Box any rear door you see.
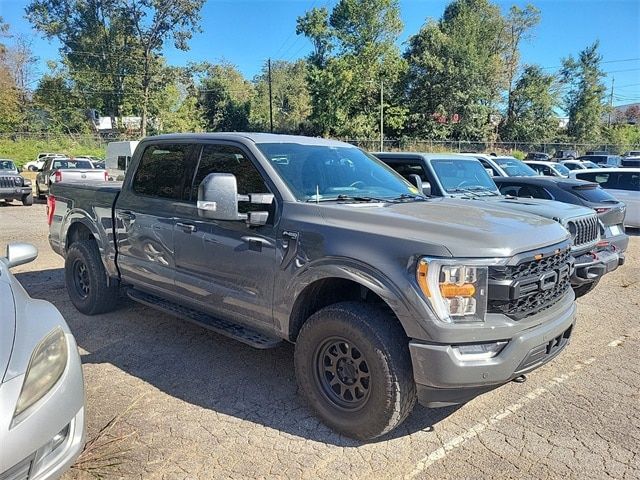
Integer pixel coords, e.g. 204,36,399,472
173,142,278,327
114,142,198,295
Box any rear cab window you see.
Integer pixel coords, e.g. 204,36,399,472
132,143,197,201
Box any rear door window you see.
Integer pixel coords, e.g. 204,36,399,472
133,143,197,200
571,185,617,202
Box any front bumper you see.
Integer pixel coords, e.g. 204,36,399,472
410,293,576,407
0,186,31,201
571,247,621,286
0,333,86,480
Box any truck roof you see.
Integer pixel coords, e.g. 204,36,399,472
143,132,354,148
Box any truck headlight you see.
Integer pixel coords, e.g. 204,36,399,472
417,259,489,323
13,328,68,421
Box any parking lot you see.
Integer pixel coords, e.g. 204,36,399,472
2,201,639,480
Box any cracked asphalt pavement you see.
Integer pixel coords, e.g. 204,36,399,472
1,202,638,479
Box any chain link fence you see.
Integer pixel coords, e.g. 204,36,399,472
2,132,638,155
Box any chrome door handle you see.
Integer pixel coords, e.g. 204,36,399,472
176,222,196,233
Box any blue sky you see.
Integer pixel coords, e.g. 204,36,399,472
1,0,639,106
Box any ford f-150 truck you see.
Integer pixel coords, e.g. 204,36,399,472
376,152,621,298
48,133,577,440
35,158,108,199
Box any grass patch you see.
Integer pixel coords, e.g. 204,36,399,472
0,137,106,168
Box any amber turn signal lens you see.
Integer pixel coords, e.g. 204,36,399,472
417,261,430,297
439,283,476,298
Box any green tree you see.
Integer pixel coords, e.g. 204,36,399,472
26,0,205,135
199,63,253,132
250,60,311,133
561,41,606,142
403,0,507,141
500,65,558,142
503,5,541,127
32,69,89,133
151,67,204,133
297,0,406,138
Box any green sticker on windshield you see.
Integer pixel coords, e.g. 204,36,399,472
408,186,419,194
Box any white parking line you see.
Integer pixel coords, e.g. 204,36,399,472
405,356,597,479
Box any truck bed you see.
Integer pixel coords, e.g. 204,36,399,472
48,181,123,277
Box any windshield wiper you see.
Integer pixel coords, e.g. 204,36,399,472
393,193,428,201
306,194,398,203
466,186,500,196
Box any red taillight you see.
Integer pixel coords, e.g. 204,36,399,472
46,195,56,226
54,170,62,183
104,171,109,182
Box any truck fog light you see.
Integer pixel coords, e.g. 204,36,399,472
453,341,508,360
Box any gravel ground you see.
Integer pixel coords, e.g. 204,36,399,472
2,201,639,480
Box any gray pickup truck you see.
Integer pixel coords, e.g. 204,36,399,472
49,133,577,440
376,152,620,298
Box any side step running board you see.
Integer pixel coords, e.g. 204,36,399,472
126,289,284,349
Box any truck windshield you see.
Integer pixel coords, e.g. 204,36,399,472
256,143,419,201
494,158,538,177
431,159,500,194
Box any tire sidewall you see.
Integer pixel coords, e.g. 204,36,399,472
65,242,105,314
295,304,410,439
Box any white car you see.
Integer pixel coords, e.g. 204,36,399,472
458,154,540,177
560,160,599,171
523,160,572,178
570,168,640,228
23,154,66,173
0,243,85,479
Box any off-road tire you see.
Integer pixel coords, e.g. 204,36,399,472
294,301,416,440
65,239,118,315
22,193,33,206
573,278,600,299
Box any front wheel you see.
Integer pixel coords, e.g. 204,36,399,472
65,240,119,315
294,302,416,440
22,193,33,206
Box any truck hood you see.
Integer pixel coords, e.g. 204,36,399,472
0,265,16,382
316,197,570,258
469,196,595,222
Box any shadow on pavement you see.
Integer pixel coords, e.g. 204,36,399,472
16,268,461,447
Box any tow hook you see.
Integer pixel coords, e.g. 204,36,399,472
513,374,527,383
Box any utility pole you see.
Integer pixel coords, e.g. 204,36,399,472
608,77,615,127
268,58,274,133
379,80,384,152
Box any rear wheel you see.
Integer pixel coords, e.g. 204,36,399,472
573,278,600,299
35,182,45,200
294,301,416,440
65,240,118,315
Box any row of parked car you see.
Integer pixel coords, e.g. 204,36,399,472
1,134,638,478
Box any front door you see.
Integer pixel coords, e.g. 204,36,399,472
173,143,278,327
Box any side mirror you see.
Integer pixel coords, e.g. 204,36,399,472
4,243,38,268
422,181,431,196
408,174,423,192
197,173,273,227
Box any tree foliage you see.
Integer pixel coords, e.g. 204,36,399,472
500,65,558,142
404,0,507,141
561,41,607,142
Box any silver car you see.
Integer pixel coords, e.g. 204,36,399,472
0,243,85,479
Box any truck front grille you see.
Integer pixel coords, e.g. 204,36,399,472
0,176,21,188
567,215,599,250
488,244,573,320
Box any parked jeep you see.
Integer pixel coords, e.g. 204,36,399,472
0,159,33,206
48,134,577,440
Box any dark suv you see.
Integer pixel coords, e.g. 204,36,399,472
0,159,33,206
